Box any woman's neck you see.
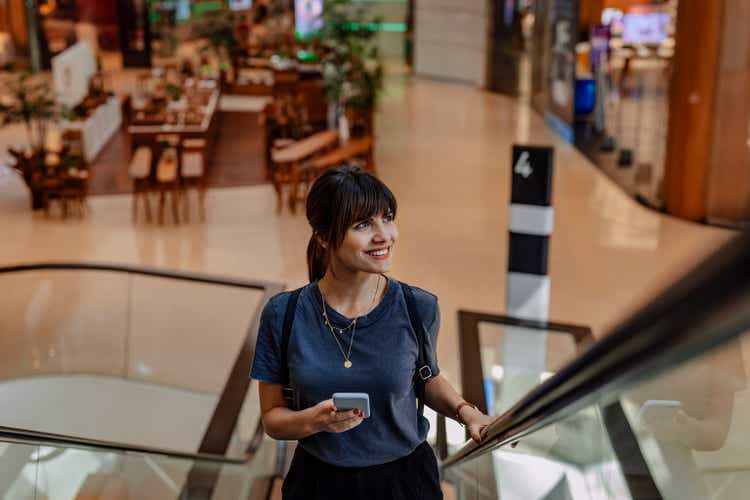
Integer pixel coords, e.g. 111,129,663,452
318,270,385,319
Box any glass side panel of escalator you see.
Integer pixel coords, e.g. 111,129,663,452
477,321,582,416
444,402,633,500
438,319,585,457
0,436,279,500
445,329,750,499
0,269,265,455
618,330,750,500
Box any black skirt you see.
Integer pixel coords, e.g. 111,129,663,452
282,441,443,500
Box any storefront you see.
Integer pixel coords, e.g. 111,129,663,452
487,0,750,227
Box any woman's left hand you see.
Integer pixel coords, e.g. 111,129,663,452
463,410,496,444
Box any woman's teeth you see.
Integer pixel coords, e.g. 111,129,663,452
367,248,389,256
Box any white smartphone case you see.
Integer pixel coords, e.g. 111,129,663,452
332,392,371,418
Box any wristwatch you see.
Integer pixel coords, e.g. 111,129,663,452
454,401,478,426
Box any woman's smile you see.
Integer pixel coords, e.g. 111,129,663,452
365,246,392,260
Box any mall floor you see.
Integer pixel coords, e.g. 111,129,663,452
0,73,736,388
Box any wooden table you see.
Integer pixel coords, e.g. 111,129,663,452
270,130,338,212
127,88,221,181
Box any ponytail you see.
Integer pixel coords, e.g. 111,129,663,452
307,234,328,282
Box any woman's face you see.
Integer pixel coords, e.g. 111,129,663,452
329,210,398,275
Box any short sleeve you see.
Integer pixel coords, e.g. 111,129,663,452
413,287,440,377
250,294,286,384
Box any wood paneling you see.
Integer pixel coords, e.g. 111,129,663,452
705,0,750,225
579,0,605,36
664,0,750,225
4,0,28,47
663,0,724,221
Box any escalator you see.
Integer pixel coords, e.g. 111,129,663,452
438,231,750,499
2,230,749,499
0,263,285,499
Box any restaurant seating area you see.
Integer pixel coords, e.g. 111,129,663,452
0,1,382,223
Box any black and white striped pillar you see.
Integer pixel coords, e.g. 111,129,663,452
501,145,554,407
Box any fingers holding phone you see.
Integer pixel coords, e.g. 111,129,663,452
311,399,363,434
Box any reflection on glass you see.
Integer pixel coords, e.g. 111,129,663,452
0,439,273,500
445,403,631,499
478,322,578,415
0,442,39,499
621,335,749,500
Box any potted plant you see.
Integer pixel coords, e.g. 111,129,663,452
0,72,57,152
0,72,58,209
320,0,383,135
194,11,238,84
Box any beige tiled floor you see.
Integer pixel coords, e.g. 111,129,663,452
0,76,736,387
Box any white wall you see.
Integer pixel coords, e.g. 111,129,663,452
414,0,489,86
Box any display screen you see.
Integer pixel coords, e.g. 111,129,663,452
621,12,670,44
229,0,252,11
295,0,324,39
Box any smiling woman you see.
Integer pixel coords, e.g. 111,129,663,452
250,166,494,500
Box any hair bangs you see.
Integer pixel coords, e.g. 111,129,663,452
330,171,397,246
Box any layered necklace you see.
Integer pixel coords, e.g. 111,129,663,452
320,275,382,368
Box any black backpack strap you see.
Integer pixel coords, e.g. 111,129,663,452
280,288,302,408
399,281,433,419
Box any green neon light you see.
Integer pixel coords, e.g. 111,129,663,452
343,22,407,32
193,1,225,14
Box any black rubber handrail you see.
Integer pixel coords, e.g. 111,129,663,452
0,423,260,465
443,230,750,467
0,261,279,290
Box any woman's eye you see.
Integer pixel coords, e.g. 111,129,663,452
383,213,394,223
354,220,370,230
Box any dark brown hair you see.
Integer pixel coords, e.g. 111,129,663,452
306,166,397,282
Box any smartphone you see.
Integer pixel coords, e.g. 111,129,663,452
636,399,683,428
332,392,370,418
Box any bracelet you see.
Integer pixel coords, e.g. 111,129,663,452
454,401,478,426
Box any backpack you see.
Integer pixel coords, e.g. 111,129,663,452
279,281,434,418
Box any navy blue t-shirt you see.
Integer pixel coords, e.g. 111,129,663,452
250,276,440,467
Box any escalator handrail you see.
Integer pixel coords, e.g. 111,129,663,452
443,230,750,467
0,420,264,465
0,261,279,290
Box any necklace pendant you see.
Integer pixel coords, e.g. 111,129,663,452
344,360,352,368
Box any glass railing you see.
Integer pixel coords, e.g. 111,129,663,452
619,333,749,499
0,429,280,500
0,263,284,473
442,230,750,500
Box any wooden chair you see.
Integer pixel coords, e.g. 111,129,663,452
303,136,375,177
61,169,89,218
180,138,207,222
41,176,66,217
156,148,180,224
270,130,338,213
128,146,153,222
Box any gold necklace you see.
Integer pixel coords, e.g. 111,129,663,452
321,275,381,368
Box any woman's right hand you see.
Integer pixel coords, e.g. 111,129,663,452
309,399,364,434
